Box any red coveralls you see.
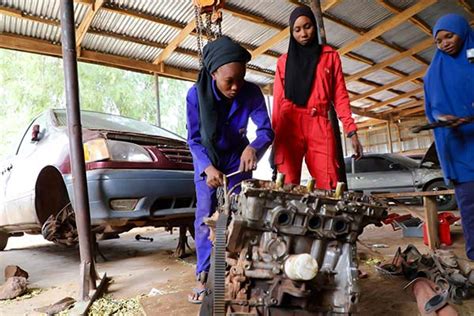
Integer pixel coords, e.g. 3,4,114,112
272,45,357,189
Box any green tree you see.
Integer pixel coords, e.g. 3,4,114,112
0,49,192,160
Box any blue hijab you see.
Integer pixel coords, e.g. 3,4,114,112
424,14,474,184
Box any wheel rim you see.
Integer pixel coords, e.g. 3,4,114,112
431,186,452,206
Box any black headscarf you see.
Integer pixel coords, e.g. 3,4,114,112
284,5,321,106
196,36,251,166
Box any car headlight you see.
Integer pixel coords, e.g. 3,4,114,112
84,139,152,163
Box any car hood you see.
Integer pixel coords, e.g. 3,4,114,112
83,129,187,147
420,142,439,166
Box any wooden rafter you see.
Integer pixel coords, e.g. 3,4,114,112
376,0,432,35
337,0,436,56
350,69,426,102
0,33,198,81
346,38,432,82
383,99,425,115
153,19,196,65
0,6,59,26
365,87,424,111
322,0,343,11
399,106,425,117
458,0,474,16
76,0,105,50
251,27,290,59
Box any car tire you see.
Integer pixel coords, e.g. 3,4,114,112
0,231,9,251
424,180,457,212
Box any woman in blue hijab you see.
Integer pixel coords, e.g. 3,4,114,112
424,14,474,260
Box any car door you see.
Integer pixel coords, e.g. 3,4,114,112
349,156,415,194
3,113,50,226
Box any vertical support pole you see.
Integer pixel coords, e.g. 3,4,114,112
423,196,440,250
387,121,393,153
396,123,402,152
154,73,161,127
60,0,97,301
310,0,347,184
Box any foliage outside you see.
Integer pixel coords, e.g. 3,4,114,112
0,49,192,161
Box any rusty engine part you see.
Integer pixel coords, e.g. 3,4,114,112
380,245,474,305
41,203,79,246
209,179,388,315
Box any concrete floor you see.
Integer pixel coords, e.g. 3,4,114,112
1,207,473,316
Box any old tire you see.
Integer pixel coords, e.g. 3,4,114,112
424,180,457,212
0,231,9,251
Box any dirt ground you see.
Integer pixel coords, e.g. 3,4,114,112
1,206,473,316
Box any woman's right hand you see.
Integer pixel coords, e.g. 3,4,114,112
204,165,224,188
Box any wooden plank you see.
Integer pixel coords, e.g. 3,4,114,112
338,0,436,56
0,33,198,81
350,69,426,102
377,0,432,35
0,6,60,26
365,87,424,111
251,27,290,59
424,196,440,250
346,38,432,82
373,190,454,198
382,99,425,115
322,0,343,11
153,19,196,64
458,0,474,16
399,105,425,117
387,121,393,153
76,0,105,49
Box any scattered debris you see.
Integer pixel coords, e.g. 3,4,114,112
34,297,76,315
371,244,389,249
4,265,29,281
0,277,28,300
88,295,145,316
365,258,382,266
148,288,165,296
378,245,474,305
405,278,458,316
135,234,153,242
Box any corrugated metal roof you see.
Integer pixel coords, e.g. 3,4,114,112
92,10,179,45
0,15,61,43
329,0,392,30
108,0,194,24
0,0,89,25
380,21,429,50
352,41,398,63
221,12,280,48
82,33,162,63
0,0,466,120
227,0,296,27
390,57,426,74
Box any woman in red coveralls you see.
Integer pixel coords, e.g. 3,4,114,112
272,5,363,189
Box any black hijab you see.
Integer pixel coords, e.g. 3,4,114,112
285,5,322,106
196,36,251,166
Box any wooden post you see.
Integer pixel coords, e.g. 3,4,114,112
395,123,402,152
154,73,161,127
423,196,439,250
387,121,393,153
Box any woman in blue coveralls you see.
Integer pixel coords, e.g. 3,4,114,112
424,14,474,260
186,36,274,303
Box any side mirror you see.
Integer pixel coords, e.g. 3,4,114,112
31,124,41,142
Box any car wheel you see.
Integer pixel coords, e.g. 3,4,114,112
424,180,457,212
0,231,9,251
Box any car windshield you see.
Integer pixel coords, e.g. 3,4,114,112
385,154,420,169
53,110,182,140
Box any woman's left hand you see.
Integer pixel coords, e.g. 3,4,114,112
240,146,257,172
351,134,363,160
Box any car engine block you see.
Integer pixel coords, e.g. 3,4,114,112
216,179,388,315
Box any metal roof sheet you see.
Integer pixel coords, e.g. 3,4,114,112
328,0,392,30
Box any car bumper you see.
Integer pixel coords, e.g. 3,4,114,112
63,169,196,224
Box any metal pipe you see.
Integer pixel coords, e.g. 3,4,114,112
60,0,97,301
310,0,347,184
154,73,161,127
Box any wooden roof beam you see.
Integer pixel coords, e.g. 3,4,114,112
76,0,105,50
376,0,432,35
365,87,424,111
0,33,198,81
398,106,425,117
458,0,474,16
153,19,196,65
346,38,432,82
337,0,437,56
382,99,425,115
350,69,426,102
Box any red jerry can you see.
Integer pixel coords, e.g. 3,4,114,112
423,212,460,246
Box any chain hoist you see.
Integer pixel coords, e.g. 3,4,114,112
193,0,225,67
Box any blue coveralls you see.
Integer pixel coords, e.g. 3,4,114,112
186,80,274,276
